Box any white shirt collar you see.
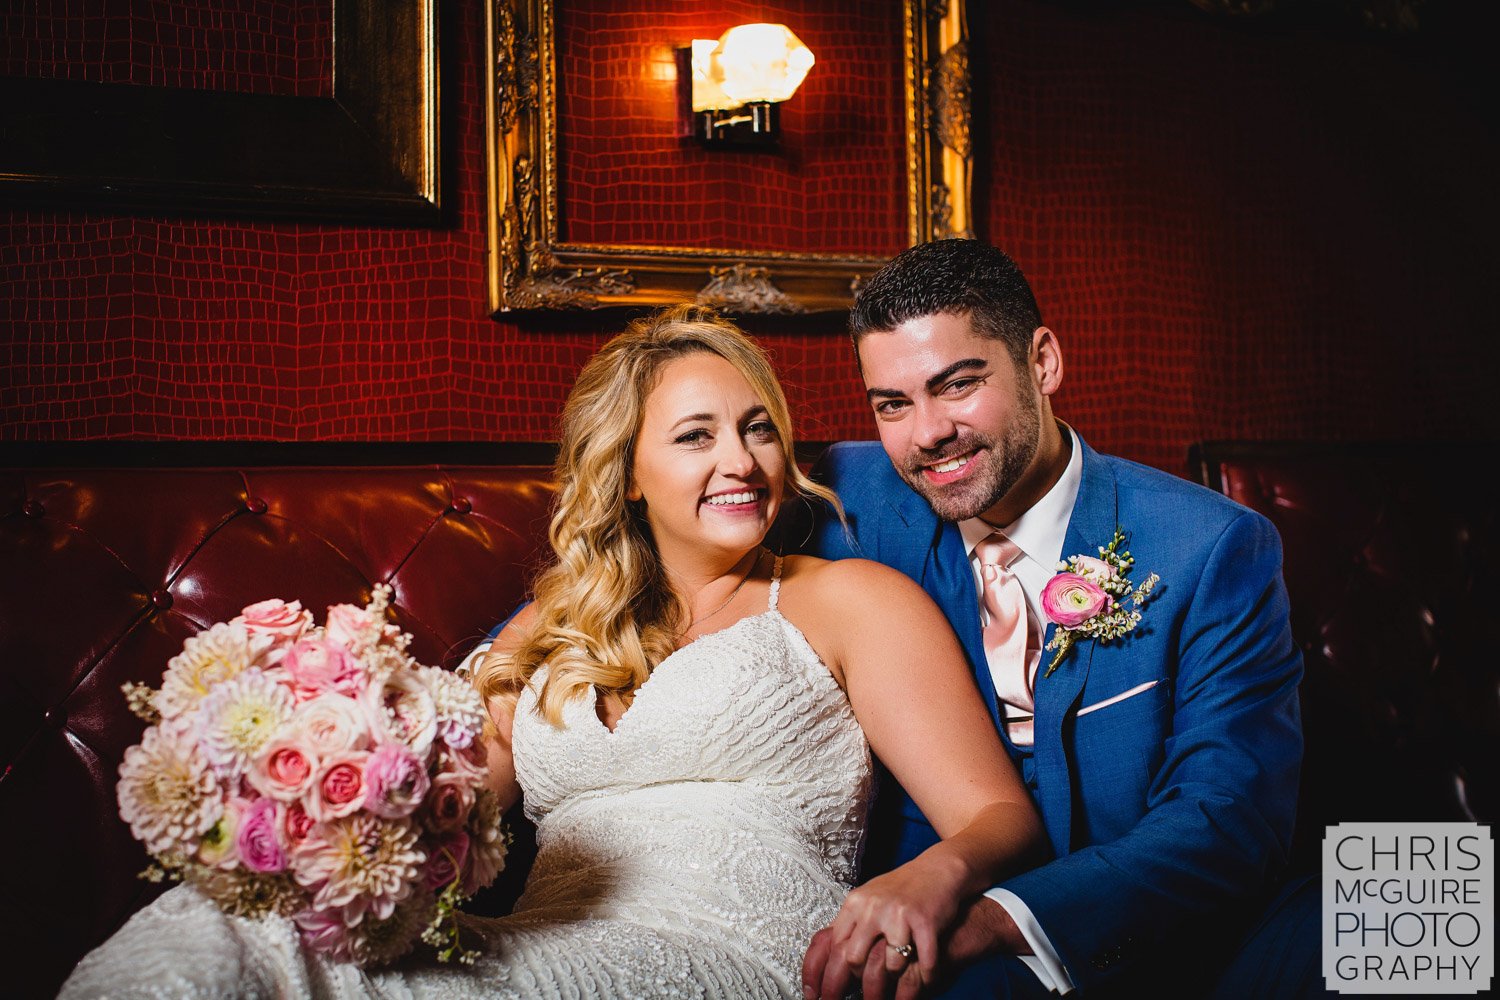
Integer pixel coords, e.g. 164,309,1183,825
959,422,1082,574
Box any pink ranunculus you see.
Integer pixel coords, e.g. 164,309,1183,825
249,738,319,801
293,905,357,961
1071,556,1119,585
1041,572,1113,628
423,831,470,891
423,773,475,834
284,800,316,848
237,797,288,873
308,751,370,823
283,639,364,699
364,743,431,820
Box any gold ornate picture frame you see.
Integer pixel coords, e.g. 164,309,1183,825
485,0,971,314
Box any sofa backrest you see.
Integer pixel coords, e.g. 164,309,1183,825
0,443,557,997
1192,441,1493,872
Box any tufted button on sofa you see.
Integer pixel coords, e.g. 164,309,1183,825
1192,441,1495,873
0,443,557,997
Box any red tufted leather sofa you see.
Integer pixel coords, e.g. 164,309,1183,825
3,440,1492,996
1,443,558,997
1192,441,1495,873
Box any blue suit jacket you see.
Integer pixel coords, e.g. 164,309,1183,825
808,437,1303,989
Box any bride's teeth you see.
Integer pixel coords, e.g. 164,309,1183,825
931,455,969,474
704,491,758,506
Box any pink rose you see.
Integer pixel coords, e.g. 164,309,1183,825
291,693,370,755
1041,572,1112,628
308,751,370,823
249,738,318,801
424,773,475,833
283,639,364,699
237,797,288,873
439,738,489,784
364,743,431,820
238,599,312,644
284,801,315,846
1071,556,1118,585
423,831,470,891
325,603,396,649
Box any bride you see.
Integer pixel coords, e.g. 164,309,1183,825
62,306,1044,1000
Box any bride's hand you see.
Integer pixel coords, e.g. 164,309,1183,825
802,855,967,1000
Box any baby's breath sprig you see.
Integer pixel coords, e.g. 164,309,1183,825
121,681,161,724
421,875,480,965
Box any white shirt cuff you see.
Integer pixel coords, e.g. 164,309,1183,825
455,640,493,677
983,887,1076,995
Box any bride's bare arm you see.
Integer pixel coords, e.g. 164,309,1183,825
472,604,540,814
785,557,1046,1000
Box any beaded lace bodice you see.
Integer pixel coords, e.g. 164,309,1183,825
62,557,873,1000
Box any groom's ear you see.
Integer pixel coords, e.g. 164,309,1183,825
1031,326,1064,397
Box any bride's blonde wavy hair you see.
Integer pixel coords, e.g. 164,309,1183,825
474,304,841,725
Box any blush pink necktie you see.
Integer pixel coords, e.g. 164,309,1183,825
975,532,1042,746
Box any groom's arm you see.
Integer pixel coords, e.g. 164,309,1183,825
989,509,1303,991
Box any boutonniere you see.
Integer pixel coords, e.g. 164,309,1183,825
1040,527,1159,676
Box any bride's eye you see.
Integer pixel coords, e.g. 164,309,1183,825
745,420,777,442
675,429,711,446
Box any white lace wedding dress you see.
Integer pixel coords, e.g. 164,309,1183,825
62,559,873,999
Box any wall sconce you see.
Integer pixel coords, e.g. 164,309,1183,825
682,24,814,147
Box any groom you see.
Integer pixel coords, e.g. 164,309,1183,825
803,239,1307,997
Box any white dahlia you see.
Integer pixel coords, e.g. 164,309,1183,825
197,668,295,779
157,621,254,721
292,813,425,925
116,719,223,857
418,665,487,749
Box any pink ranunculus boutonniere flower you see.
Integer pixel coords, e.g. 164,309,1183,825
1041,573,1113,628
1041,527,1160,677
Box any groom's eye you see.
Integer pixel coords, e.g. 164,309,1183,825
942,376,987,396
872,399,909,416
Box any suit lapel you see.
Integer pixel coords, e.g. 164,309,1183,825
1032,439,1119,854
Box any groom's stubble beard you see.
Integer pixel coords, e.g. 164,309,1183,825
895,368,1042,524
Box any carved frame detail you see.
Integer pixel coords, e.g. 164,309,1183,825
486,0,972,314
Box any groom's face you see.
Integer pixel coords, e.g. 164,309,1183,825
857,311,1041,524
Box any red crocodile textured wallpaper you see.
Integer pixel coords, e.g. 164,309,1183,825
2,1,1497,471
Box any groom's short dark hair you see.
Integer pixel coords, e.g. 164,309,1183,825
849,239,1043,366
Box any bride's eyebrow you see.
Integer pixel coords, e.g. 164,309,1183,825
667,412,716,431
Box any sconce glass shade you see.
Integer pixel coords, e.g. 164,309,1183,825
689,38,732,112
714,24,814,105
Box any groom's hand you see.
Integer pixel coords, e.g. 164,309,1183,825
802,897,1031,1000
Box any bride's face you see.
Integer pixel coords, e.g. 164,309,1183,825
629,351,786,567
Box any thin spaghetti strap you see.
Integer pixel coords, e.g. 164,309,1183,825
767,554,783,612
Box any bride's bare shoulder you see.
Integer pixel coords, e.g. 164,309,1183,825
778,554,931,613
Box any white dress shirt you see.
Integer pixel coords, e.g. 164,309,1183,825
958,424,1083,995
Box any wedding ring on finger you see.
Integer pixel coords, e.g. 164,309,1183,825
887,941,917,963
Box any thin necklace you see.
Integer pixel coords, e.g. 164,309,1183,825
683,547,764,632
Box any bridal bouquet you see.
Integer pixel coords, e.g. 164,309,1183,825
116,585,505,966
